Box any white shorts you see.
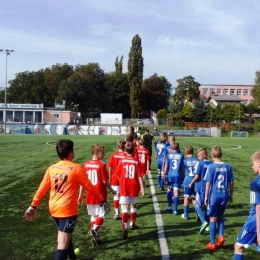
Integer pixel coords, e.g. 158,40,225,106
112,185,120,193
119,196,138,205
87,204,105,216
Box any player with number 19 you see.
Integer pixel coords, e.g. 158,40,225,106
78,144,116,246
24,139,105,260
204,146,234,251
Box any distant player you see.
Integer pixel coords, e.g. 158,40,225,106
204,146,234,251
114,142,145,239
233,151,260,260
142,129,154,169
24,139,105,260
182,145,199,220
108,139,127,219
135,138,150,187
163,141,184,215
78,144,116,246
155,132,168,190
189,148,212,234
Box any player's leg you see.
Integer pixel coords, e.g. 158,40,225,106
216,198,228,247
157,164,162,189
120,196,129,239
166,185,173,210
194,192,208,234
182,187,190,220
112,185,120,219
129,197,138,229
173,183,180,215
206,200,217,250
53,216,77,260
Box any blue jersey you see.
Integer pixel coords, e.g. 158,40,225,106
204,162,233,199
194,160,212,193
155,141,167,165
165,151,184,183
183,156,199,188
248,175,260,216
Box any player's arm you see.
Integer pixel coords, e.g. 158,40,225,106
108,166,113,183
138,176,145,197
229,181,234,203
104,180,117,195
204,182,210,207
77,185,83,204
256,204,260,245
189,174,199,188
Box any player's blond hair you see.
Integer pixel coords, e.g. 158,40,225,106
171,141,179,151
211,146,222,158
197,148,207,156
251,151,260,162
91,144,105,155
117,139,126,150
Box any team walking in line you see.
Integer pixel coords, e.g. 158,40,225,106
24,130,260,259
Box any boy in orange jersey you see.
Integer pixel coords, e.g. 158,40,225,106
114,141,145,239
78,144,116,246
135,138,150,187
108,139,127,220
24,139,105,260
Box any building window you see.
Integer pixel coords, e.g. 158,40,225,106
223,89,228,95
230,89,235,95
244,89,249,95
217,89,222,95
53,114,59,118
250,89,253,95
203,89,208,95
243,100,248,105
237,89,242,95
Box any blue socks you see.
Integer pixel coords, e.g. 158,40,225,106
167,191,173,207
233,253,243,260
173,197,179,212
209,222,216,244
218,217,224,236
196,207,206,223
55,249,68,260
183,206,188,218
157,174,161,188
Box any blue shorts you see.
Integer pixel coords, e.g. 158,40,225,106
236,215,257,249
207,196,228,217
184,187,196,198
157,164,163,172
168,182,181,190
53,215,77,233
195,191,205,207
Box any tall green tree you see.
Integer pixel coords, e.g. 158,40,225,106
178,102,193,121
128,34,144,117
192,99,206,122
115,56,124,74
141,74,171,113
253,70,260,107
173,75,200,104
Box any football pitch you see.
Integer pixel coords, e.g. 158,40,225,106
0,135,259,260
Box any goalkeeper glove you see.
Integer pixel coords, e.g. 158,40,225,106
25,206,37,221
100,201,110,214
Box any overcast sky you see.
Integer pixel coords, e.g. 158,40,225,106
0,0,260,91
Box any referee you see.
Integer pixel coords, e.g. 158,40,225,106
142,129,154,169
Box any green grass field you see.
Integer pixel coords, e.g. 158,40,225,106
0,135,259,260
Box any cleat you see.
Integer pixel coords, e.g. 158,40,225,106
121,229,128,239
206,242,217,251
199,222,209,234
173,210,178,215
216,235,225,247
166,206,172,211
88,229,98,246
205,226,209,233
96,236,102,245
181,213,188,220
114,214,121,220
130,224,139,230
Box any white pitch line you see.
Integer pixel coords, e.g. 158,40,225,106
222,145,242,150
148,172,170,260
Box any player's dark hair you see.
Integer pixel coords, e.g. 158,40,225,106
169,135,176,143
117,139,126,150
125,141,134,154
126,134,134,142
91,144,105,155
56,139,74,160
185,145,194,155
211,146,222,158
171,141,179,151
138,139,144,145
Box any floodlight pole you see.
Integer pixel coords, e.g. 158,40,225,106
2,50,14,134
210,108,212,137
238,108,241,138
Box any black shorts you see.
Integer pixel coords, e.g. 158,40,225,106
53,215,77,233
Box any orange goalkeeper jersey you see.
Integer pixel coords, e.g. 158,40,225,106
31,160,104,218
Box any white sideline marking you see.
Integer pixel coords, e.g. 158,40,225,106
148,172,170,260
222,145,241,150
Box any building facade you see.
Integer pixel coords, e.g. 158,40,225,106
199,85,253,105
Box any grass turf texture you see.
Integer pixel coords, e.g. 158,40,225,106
0,135,258,260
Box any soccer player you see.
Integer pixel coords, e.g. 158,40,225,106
189,148,212,234
78,144,116,246
204,146,234,251
233,151,260,260
24,139,105,260
135,138,150,187
182,145,199,220
108,139,127,219
163,141,184,215
142,129,154,169
155,132,168,190
114,141,145,239
129,126,138,140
